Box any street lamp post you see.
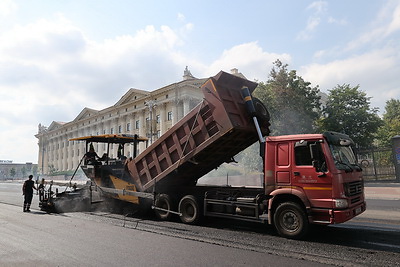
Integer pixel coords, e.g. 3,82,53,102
144,100,157,144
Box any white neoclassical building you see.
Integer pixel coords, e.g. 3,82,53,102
35,67,212,175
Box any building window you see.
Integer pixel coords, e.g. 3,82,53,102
135,120,140,129
156,115,160,123
157,130,161,138
111,128,114,134
167,111,172,121
127,123,130,132
118,125,122,133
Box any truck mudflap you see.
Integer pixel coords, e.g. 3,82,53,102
309,201,366,224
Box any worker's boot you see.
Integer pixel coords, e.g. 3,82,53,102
26,203,31,212
23,203,27,212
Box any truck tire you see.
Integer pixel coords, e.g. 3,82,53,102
178,195,201,224
154,194,174,220
273,202,309,239
253,97,270,127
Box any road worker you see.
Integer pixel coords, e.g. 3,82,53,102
22,175,37,212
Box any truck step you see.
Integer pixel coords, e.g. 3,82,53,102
236,197,256,203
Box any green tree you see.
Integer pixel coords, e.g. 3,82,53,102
236,143,263,173
254,59,321,135
319,84,382,148
376,98,400,147
241,60,322,173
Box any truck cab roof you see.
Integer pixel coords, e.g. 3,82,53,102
266,132,353,145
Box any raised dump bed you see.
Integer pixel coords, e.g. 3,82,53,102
126,71,270,193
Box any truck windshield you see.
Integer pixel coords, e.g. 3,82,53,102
329,145,358,172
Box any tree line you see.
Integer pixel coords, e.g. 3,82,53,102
231,59,399,173
254,59,400,149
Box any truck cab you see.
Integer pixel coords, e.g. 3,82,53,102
265,131,366,237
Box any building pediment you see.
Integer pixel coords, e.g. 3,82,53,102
47,121,66,131
73,107,98,122
115,88,150,106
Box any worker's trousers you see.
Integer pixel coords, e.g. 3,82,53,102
23,193,33,212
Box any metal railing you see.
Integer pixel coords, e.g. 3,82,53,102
356,147,397,182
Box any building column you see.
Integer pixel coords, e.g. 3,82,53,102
67,133,72,171
183,97,191,116
172,102,178,125
57,137,62,172
160,103,167,134
139,110,146,151
63,135,68,171
38,137,46,175
130,113,137,158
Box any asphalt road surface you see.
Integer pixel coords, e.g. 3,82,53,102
1,182,399,266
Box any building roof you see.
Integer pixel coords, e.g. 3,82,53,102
69,134,148,144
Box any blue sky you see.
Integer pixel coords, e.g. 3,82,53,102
0,0,399,163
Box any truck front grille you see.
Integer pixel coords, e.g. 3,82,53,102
345,181,363,197
351,196,361,204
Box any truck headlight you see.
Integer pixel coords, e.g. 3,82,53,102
334,199,348,208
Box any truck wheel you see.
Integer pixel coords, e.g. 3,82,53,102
179,195,201,224
154,194,174,220
253,97,270,127
273,202,309,239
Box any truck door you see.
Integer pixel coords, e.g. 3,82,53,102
293,140,332,209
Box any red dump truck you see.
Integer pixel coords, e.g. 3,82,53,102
71,71,366,239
